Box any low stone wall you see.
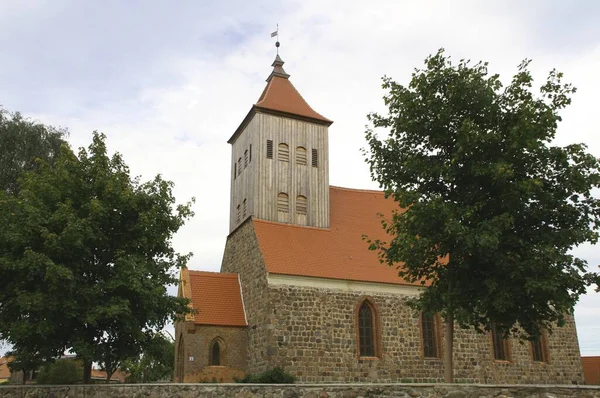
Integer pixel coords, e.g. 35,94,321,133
1,383,599,398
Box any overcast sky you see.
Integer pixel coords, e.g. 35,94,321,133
1,0,599,357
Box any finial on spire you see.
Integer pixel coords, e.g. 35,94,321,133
270,24,280,55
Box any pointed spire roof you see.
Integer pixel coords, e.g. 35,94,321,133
229,55,332,144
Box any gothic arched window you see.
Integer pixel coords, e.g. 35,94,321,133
210,340,221,366
357,299,379,357
278,143,289,162
421,312,440,358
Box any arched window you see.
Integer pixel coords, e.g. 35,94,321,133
357,299,379,357
278,143,289,162
176,333,185,382
296,146,307,165
296,195,307,215
277,193,289,213
531,329,548,363
491,323,510,361
210,340,221,366
421,312,440,358
244,150,248,168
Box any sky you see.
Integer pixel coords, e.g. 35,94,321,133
0,0,599,357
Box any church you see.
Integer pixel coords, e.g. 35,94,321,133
173,52,584,384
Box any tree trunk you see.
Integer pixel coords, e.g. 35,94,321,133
106,370,114,383
444,315,454,383
83,360,92,384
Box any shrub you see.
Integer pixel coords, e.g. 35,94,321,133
235,367,295,384
36,360,83,385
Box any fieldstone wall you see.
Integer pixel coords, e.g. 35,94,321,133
0,383,599,398
174,322,247,382
220,219,271,374
267,284,584,384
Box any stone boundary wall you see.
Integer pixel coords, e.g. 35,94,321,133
1,383,599,398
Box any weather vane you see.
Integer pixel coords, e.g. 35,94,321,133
270,24,280,54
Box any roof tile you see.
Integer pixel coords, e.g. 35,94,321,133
254,186,424,286
185,270,247,327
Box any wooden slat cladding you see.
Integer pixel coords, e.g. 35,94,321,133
230,111,330,232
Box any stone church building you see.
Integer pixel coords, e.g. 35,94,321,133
174,54,584,384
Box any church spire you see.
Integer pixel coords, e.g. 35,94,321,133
267,54,290,82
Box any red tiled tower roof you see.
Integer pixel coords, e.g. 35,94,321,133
228,55,332,144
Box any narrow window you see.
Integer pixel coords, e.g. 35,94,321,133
277,193,289,213
243,199,247,218
278,143,289,162
244,150,248,168
296,146,307,165
236,205,241,224
296,195,307,215
531,333,548,363
358,301,375,357
311,148,318,167
210,341,221,366
421,313,439,358
234,163,237,180
491,323,510,361
267,140,273,159
249,144,252,163
237,158,242,176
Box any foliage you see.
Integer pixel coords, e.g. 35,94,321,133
0,132,194,383
36,359,83,385
235,367,295,384
0,107,68,195
364,49,600,378
120,333,174,383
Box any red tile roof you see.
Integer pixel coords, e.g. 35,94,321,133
255,75,332,125
254,186,422,286
184,270,247,327
582,356,600,385
228,56,331,144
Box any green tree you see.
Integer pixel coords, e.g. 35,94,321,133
0,107,68,194
120,333,174,383
36,359,83,385
363,49,600,382
0,132,194,383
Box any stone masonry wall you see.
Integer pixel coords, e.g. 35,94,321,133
175,322,247,382
267,284,584,384
221,219,272,374
1,383,599,398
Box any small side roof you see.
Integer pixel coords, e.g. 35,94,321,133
180,269,247,327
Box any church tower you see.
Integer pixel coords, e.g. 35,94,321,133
227,55,333,232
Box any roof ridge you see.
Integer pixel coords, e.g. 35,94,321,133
252,218,330,232
330,185,386,194
188,270,239,278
